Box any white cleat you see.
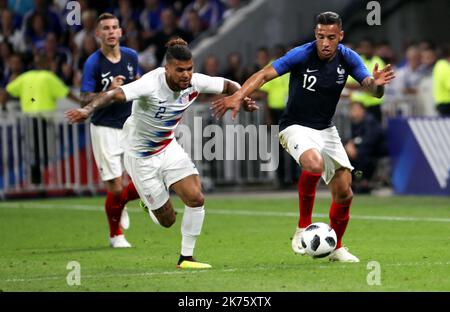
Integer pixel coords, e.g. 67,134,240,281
120,207,130,230
109,234,132,248
329,247,360,263
291,227,306,255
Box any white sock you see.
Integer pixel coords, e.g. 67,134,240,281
181,205,205,257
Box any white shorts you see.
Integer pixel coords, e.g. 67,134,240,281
123,139,199,210
90,124,124,181
279,125,353,184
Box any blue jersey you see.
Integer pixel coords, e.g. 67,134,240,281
81,47,140,129
272,41,371,131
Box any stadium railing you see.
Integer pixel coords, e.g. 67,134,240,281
0,103,279,199
3,92,430,199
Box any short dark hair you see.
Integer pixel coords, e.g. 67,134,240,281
316,11,342,29
96,12,118,26
165,37,192,62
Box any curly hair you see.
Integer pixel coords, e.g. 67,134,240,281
165,37,192,62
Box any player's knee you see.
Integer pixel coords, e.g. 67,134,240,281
301,161,323,174
300,153,323,174
185,192,204,207
334,187,353,204
160,213,176,228
112,189,122,197
155,202,177,228
106,181,123,196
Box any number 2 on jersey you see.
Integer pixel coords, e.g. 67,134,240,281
302,74,317,92
154,107,166,119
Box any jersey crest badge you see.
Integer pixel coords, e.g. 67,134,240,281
336,65,346,84
127,63,134,80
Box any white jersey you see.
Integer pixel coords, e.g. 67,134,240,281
120,67,224,157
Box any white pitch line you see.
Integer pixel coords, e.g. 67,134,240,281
208,209,450,223
1,202,450,223
4,269,230,283
3,261,449,284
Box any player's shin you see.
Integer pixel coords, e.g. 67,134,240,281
298,170,321,228
329,198,352,249
105,192,123,237
181,205,205,257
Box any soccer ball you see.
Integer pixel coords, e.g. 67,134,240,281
301,222,337,258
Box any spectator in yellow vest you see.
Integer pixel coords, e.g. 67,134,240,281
433,44,450,116
5,53,79,116
3,53,79,184
257,45,297,187
346,39,385,123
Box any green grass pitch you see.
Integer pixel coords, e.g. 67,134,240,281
0,194,449,291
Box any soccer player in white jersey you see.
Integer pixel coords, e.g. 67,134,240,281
66,38,257,269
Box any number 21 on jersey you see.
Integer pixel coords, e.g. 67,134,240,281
302,74,317,92
101,76,114,91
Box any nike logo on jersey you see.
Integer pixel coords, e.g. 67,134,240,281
101,72,111,78
158,99,167,104
306,68,318,73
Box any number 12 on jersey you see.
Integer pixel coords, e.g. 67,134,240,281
302,74,317,92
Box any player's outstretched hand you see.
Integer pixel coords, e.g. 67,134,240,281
243,97,258,113
65,108,90,124
373,63,395,86
211,94,242,120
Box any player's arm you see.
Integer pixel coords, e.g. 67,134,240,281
361,64,395,98
66,88,126,123
222,79,258,113
80,92,98,107
212,66,279,119
222,79,241,95
80,75,126,107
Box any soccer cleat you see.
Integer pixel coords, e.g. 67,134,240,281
177,256,211,269
291,227,306,255
328,247,360,262
120,206,130,230
139,200,160,225
109,234,132,248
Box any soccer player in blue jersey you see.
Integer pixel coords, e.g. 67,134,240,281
212,12,395,262
81,13,141,248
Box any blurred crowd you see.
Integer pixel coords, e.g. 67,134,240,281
1,0,446,119
0,0,248,100
1,0,450,192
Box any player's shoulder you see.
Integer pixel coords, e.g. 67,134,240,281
122,67,162,97
191,72,221,85
286,41,316,58
120,46,139,58
338,44,361,61
296,41,317,52
139,66,165,82
191,72,210,81
84,49,102,66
